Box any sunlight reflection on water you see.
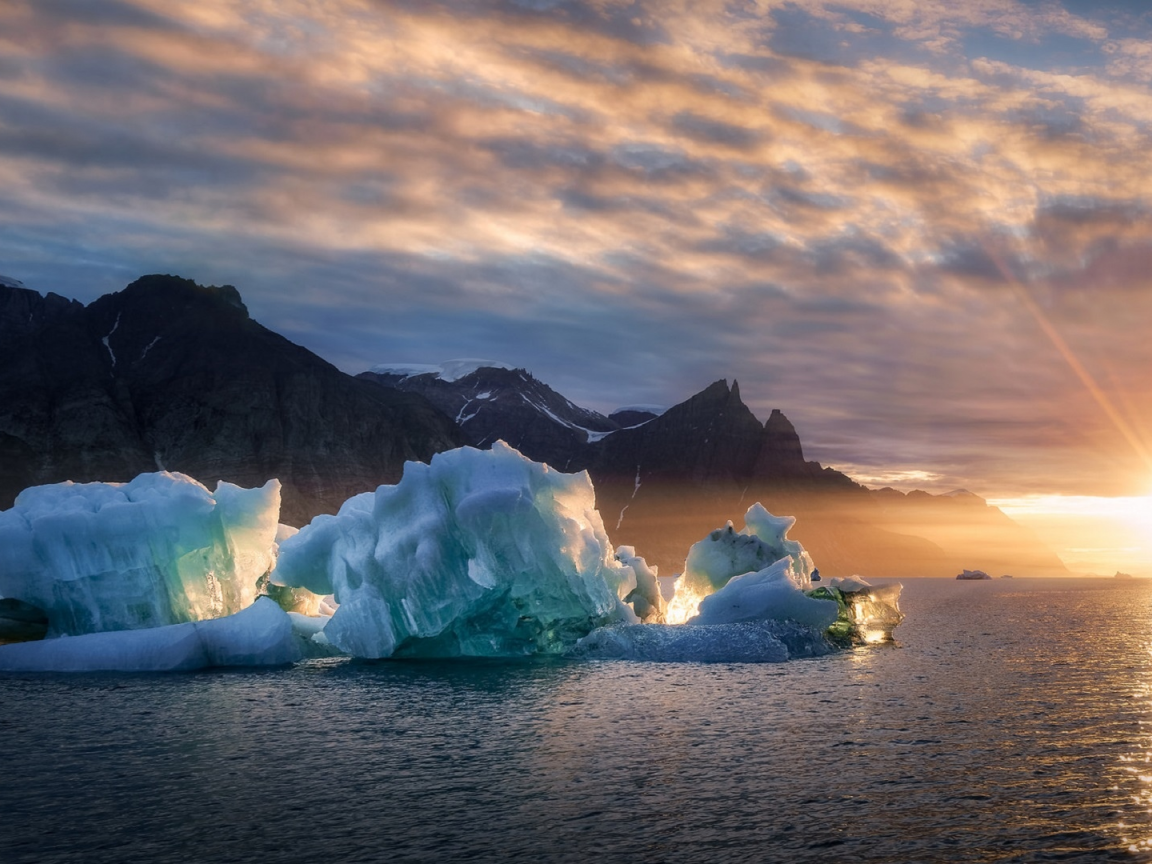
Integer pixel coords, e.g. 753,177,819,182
1117,642,1152,855
1,578,1151,862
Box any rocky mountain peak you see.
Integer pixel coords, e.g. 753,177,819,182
765,407,795,434
0,275,463,521
123,274,247,312
358,362,615,471
755,407,807,478
93,274,250,329
0,284,82,331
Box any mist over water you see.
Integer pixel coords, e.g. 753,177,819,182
3,578,1152,862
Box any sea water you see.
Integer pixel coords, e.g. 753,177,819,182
2,577,1152,863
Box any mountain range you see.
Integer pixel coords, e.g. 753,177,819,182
0,274,1068,578
357,365,1065,577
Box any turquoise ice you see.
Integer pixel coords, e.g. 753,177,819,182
273,442,637,658
0,472,281,635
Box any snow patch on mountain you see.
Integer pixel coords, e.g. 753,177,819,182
613,404,668,417
369,359,514,382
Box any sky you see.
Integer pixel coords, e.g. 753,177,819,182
2,0,1151,564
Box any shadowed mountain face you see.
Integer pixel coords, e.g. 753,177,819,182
583,380,955,578
359,371,1069,579
0,275,463,524
589,386,1066,577
357,365,616,471
589,380,859,490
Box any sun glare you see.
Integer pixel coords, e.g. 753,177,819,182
991,493,1152,577
995,494,1152,528
664,583,705,626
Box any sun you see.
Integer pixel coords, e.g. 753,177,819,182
1124,494,1152,531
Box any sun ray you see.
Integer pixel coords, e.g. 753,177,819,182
984,246,1152,479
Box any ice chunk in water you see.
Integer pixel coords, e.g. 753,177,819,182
274,442,636,658
572,618,836,663
666,503,815,623
0,597,299,672
616,546,667,623
0,473,280,636
690,558,839,630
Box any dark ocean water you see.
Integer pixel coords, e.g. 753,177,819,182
3,577,1152,863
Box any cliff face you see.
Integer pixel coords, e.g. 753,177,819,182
590,380,764,484
358,364,615,471
583,380,935,577
590,381,858,492
0,275,464,524
0,284,144,491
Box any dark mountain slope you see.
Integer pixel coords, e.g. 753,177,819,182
361,367,1066,579
358,363,620,470
584,379,939,576
590,379,859,491
0,275,463,523
2,273,1068,580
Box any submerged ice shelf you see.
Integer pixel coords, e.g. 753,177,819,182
0,444,903,671
0,597,300,673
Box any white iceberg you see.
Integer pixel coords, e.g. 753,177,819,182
616,546,667,623
665,503,815,624
273,442,636,658
691,558,839,630
578,504,903,661
0,473,280,636
0,597,299,672
0,456,901,668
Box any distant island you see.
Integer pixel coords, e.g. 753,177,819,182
957,569,993,580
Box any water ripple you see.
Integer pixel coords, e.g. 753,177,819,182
1,578,1151,862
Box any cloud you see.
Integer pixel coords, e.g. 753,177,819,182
1,0,1151,497
670,111,763,149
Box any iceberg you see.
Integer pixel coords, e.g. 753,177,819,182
0,473,280,636
956,569,992,580
665,503,816,624
0,597,300,672
273,442,636,658
691,558,839,630
814,578,905,644
616,546,667,623
0,449,902,669
578,503,903,661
